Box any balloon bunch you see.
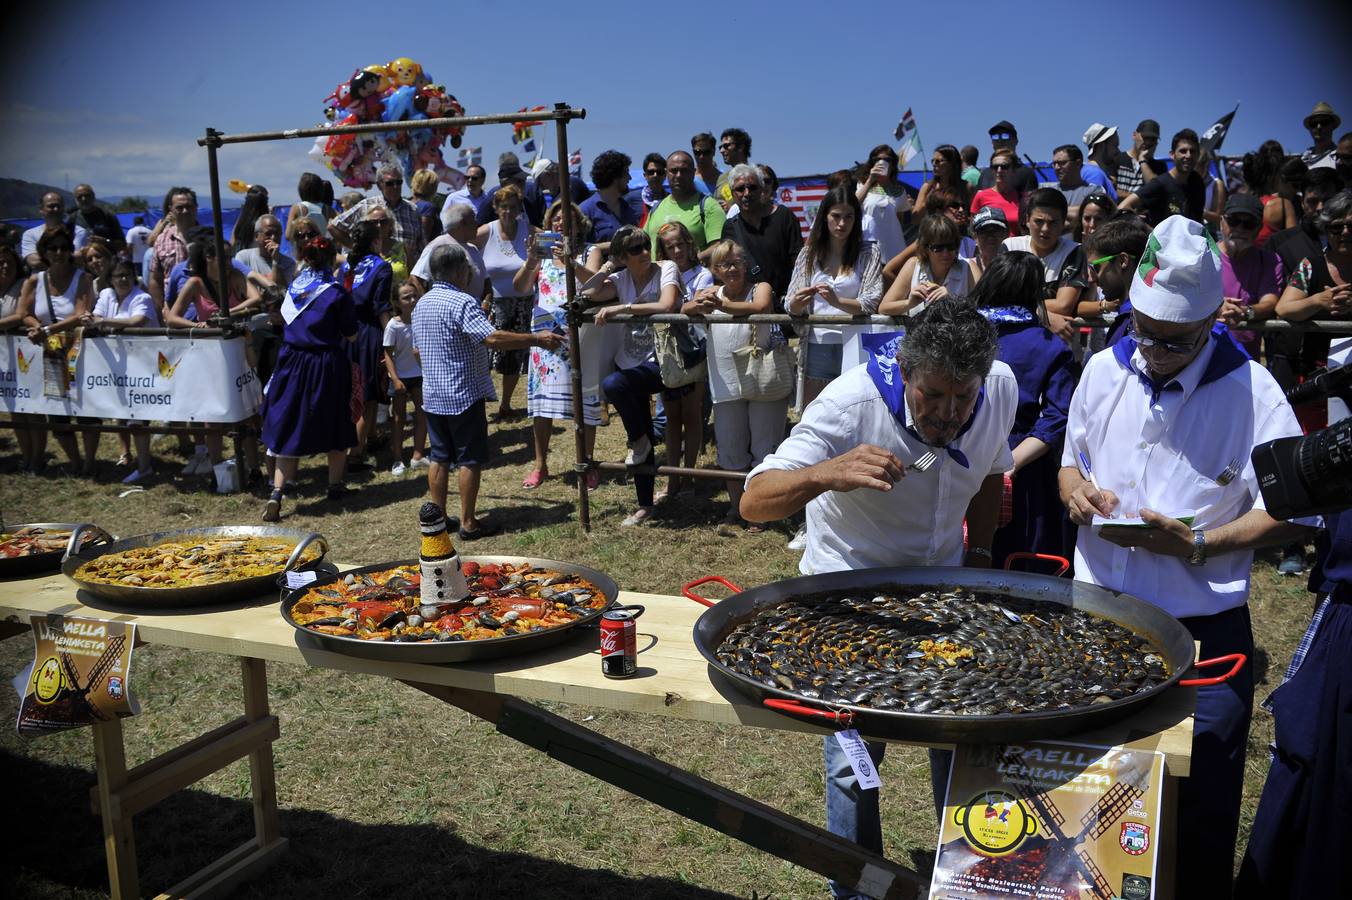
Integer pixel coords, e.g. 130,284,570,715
310,57,466,190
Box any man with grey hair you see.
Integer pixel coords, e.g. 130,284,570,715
741,298,1017,898
234,214,296,288
330,164,427,260
409,203,488,299
412,243,563,538
720,163,803,304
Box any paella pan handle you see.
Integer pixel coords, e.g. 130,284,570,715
763,698,856,728
283,532,329,573
1003,552,1071,577
61,524,114,565
1178,653,1247,687
682,575,743,607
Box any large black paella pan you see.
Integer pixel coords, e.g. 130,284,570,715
686,562,1241,742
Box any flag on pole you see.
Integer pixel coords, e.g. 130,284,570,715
521,137,537,156
568,148,583,176
894,108,923,168
512,106,547,144
1200,104,1239,159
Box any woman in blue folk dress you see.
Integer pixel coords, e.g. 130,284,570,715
337,220,392,468
261,236,358,521
970,251,1080,570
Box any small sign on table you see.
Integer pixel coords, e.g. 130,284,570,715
14,614,138,737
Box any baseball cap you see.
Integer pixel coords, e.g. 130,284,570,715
1136,119,1161,138
988,120,1017,138
498,161,526,181
1130,216,1223,323
971,206,1009,233
1223,193,1264,220
531,158,557,178
1083,123,1119,149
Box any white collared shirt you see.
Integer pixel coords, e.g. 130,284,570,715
1062,336,1309,619
748,362,1017,575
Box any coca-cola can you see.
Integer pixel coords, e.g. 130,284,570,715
600,606,643,678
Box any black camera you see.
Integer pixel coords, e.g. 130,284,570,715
1252,365,1352,520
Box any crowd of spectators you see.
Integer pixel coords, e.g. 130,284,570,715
2,105,1351,550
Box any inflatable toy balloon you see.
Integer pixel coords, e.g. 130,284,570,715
387,57,422,87
362,64,392,94
227,179,252,194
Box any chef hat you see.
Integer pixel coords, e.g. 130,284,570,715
1129,215,1223,323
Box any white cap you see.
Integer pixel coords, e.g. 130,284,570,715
1082,122,1118,148
1129,216,1223,323
531,158,556,177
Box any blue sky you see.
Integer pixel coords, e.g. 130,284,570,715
2,0,1349,206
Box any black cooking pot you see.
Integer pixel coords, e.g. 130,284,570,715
685,558,1242,742
280,556,619,663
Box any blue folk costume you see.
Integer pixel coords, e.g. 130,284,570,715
261,267,358,456
981,306,1080,568
339,252,393,405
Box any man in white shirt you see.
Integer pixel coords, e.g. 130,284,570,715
21,192,89,269
1002,188,1087,337
409,204,488,300
742,300,1016,898
124,216,152,267
1058,216,1317,897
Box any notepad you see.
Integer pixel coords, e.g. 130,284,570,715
1092,513,1195,530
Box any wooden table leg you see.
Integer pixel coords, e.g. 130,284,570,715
92,718,141,900
403,680,924,900
242,658,281,846
1158,773,1178,900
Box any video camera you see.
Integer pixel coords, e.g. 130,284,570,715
1252,365,1352,519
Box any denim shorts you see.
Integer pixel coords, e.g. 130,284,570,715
804,341,843,381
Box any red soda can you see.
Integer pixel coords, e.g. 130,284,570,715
600,606,643,678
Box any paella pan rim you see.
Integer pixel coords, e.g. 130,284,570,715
0,522,106,579
62,525,328,608
279,555,620,663
692,566,1197,741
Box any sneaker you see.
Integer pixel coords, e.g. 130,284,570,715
624,434,652,467
409,456,430,469
787,524,808,551
281,480,299,498
390,462,407,476
263,491,282,522
621,507,654,527
1277,552,1304,576
121,468,151,485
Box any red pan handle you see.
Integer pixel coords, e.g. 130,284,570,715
1179,653,1247,687
1003,552,1071,577
682,575,743,607
763,697,856,728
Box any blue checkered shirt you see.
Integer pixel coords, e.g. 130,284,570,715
411,282,497,416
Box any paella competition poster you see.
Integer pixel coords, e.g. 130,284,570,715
13,615,138,737
930,740,1164,900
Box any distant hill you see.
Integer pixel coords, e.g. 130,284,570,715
0,178,75,220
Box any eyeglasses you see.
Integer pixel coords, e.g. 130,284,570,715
1326,221,1352,234
1224,215,1258,230
926,243,957,254
294,231,318,241
990,132,1013,141
944,202,966,212
693,148,713,157
1129,319,1208,355
645,168,665,177
466,174,485,182
715,259,745,270
991,163,1012,171
731,183,758,195
380,179,402,187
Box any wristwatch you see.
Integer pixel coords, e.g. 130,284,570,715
1188,529,1207,566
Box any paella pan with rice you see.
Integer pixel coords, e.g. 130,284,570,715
0,523,111,578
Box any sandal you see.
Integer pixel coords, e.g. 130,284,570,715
522,469,546,489
621,507,653,527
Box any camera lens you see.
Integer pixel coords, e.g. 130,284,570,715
1298,417,1352,498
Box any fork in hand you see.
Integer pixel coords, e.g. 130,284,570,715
908,450,939,473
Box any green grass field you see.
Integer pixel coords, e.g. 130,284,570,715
0,384,1320,899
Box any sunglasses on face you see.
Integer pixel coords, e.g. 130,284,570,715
731,183,758,195
645,168,665,177
926,243,957,254
1130,320,1207,355
295,231,317,241
380,180,402,187
1224,216,1258,230
693,149,713,157
991,132,1013,141
1326,221,1352,234
991,163,1012,171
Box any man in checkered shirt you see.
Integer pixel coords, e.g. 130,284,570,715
411,243,561,539
330,163,428,262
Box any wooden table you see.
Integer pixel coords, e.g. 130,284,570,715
1,568,1195,899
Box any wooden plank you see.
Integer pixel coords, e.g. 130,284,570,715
152,836,288,900
89,715,253,814
241,658,282,845
0,573,1194,772
406,681,924,900
110,716,279,819
91,718,140,900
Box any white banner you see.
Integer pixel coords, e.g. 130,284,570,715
0,333,261,422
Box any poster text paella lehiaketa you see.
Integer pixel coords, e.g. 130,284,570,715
930,740,1164,900
15,615,138,737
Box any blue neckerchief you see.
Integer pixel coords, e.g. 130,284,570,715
343,253,382,290
864,332,980,468
978,305,1038,326
1111,330,1249,402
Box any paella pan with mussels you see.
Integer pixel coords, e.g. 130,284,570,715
282,556,618,662
692,566,1232,742
64,526,328,607
0,523,110,577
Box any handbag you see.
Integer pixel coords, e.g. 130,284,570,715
656,322,707,389
731,327,794,402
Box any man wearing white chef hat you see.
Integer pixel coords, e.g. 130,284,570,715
1058,215,1318,894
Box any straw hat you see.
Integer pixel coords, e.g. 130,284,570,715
1304,101,1341,130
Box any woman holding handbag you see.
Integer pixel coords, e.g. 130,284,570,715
17,227,92,473
652,221,713,502
585,225,682,526
686,240,790,533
